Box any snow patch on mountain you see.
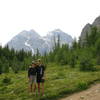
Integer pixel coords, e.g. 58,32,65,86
25,37,34,55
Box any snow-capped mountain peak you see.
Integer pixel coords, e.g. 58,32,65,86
7,29,73,54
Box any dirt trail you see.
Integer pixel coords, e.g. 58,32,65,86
60,83,100,100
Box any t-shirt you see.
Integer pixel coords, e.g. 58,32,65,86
28,67,37,77
36,65,45,77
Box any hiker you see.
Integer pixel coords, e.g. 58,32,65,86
28,61,37,94
36,59,45,96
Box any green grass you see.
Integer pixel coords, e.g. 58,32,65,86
0,63,100,100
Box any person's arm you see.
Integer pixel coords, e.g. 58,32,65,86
42,65,45,79
28,68,30,78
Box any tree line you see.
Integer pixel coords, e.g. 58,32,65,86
0,46,33,74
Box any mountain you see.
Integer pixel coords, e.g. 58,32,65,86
80,16,100,42
92,16,100,27
7,29,48,54
7,29,73,54
44,29,73,48
80,23,92,41
46,29,73,44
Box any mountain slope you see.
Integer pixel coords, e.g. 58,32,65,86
7,30,48,54
45,29,73,45
43,29,73,50
92,16,100,27
80,16,100,42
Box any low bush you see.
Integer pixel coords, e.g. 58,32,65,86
2,76,11,84
76,81,88,90
79,56,96,71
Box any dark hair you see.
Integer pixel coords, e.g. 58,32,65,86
32,62,36,65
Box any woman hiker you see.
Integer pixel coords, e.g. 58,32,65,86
36,59,46,96
28,61,37,94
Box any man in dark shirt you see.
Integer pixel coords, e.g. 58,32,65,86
28,61,37,93
36,59,45,96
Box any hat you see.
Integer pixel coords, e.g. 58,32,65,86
32,61,36,64
37,59,41,62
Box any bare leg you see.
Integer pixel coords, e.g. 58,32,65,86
38,83,40,95
29,84,33,92
29,78,33,92
33,84,36,93
42,83,44,96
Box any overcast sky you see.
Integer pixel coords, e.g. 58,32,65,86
0,0,100,46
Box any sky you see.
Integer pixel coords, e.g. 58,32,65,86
0,0,100,46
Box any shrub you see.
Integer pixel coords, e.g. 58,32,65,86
79,55,96,71
0,60,3,74
96,56,100,65
2,76,11,84
60,60,66,65
76,81,88,90
69,54,77,68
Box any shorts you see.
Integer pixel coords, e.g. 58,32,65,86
29,75,36,85
37,76,45,83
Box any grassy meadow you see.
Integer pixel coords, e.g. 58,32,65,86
0,63,100,100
